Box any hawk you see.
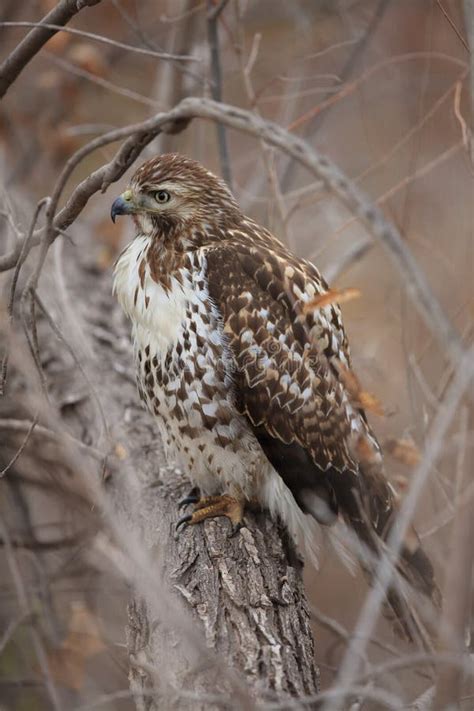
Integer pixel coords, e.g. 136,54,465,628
111,153,439,638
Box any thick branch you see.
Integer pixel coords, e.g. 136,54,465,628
126,478,319,709
0,0,102,99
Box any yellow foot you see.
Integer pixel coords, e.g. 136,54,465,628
176,494,244,534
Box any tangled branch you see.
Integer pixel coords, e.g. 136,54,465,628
1,96,467,374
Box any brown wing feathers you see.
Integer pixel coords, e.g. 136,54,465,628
205,229,440,640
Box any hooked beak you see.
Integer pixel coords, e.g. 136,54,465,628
110,189,135,223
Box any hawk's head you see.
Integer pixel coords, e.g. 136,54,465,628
110,153,240,237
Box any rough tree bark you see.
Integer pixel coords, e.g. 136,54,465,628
29,239,320,709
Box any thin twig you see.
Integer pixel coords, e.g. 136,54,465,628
34,292,110,442
0,516,63,711
0,21,200,62
46,52,163,108
436,1,470,51
280,0,391,190
0,414,39,478
433,406,473,708
286,51,466,134
358,650,474,685
328,344,474,711
207,0,230,22
323,241,372,283
0,611,32,654
239,32,291,243
453,80,471,148
206,0,233,188
307,141,464,268
110,0,204,86
0,0,103,99
310,604,406,667
0,198,49,394
263,684,402,710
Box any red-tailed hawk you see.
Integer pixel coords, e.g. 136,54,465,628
111,153,439,639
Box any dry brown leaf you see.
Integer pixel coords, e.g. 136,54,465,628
47,648,86,691
37,70,62,91
337,365,360,399
114,443,128,461
94,217,124,269
302,287,361,313
67,44,107,77
45,31,71,55
353,434,379,465
358,391,385,416
393,473,409,491
65,602,105,658
337,364,384,416
384,438,421,468
47,602,105,690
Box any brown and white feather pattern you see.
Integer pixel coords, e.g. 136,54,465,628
112,154,439,637
114,231,313,543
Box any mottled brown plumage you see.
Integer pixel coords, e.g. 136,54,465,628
111,153,439,642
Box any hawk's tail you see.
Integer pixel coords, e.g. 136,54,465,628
326,466,441,646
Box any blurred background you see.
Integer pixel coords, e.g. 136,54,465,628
0,1,472,708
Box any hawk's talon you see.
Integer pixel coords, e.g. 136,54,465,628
175,494,244,530
176,514,192,531
177,486,200,510
228,521,245,539
178,495,200,511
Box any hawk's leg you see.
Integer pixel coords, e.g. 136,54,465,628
176,494,244,534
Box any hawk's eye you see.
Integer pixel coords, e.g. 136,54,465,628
154,190,171,204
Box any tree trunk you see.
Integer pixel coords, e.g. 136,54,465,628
126,470,320,709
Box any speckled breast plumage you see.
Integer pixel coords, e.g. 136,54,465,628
114,235,266,499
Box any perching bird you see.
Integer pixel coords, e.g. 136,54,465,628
111,153,439,641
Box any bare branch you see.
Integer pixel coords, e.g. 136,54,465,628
436,1,470,52
0,0,103,99
328,344,474,711
206,0,233,188
0,21,200,63
207,0,230,22
0,417,104,461
464,0,474,155
280,0,392,190
433,407,473,708
0,515,63,710
0,97,465,381
0,413,38,478
0,611,31,655
46,51,163,108
0,198,48,394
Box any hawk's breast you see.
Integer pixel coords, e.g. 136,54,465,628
113,237,260,492
113,235,189,356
